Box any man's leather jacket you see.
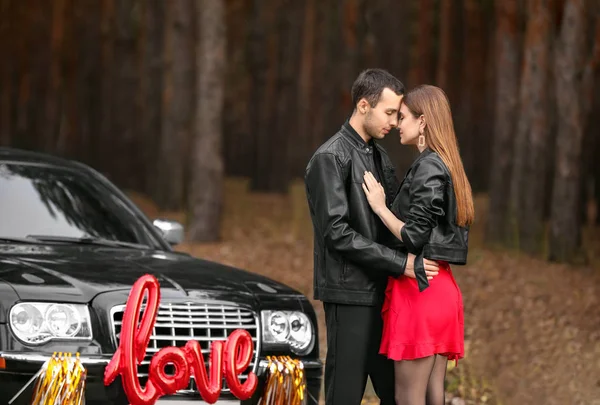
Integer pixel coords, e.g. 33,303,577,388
392,148,470,291
304,122,406,306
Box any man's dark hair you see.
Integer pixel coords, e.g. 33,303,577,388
351,69,405,109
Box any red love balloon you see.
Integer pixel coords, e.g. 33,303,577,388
104,274,259,405
149,347,190,394
185,340,223,404
224,329,258,400
104,274,160,405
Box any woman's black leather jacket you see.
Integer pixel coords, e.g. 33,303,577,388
392,148,469,291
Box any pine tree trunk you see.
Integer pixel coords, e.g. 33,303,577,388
486,0,521,246
339,0,360,114
364,0,407,79
296,0,316,176
549,0,595,261
584,16,600,225
138,0,165,196
44,0,67,152
249,0,289,192
99,0,115,175
480,4,497,192
278,0,304,180
23,1,51,151
223,0,252,177
459,0,486,191
408,0,434,86
188,0,226,242
247,0,267,183
14,1,33,148
513,0,554,254
436,0,454,91
155,0,194,209
56,2,79,159
112,0,140,190
0,0,12,146
311,1,342,152
73,0,102,166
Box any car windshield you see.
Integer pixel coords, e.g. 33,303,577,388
0,162,162,249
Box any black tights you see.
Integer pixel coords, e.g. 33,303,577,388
394,355,447,405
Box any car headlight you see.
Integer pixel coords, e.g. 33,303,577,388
9,303,93,345
261,310,314,355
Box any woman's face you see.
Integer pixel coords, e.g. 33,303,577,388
398,103,423,146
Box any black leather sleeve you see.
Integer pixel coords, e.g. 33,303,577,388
305,152,406,277
400,157,446,254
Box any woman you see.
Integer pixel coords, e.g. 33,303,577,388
362,84,473,405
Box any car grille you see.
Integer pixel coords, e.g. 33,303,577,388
110,301,260,395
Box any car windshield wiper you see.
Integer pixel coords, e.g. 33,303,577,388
0,237,41,244
25,235,150,249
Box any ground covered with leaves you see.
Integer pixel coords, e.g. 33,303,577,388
130,179,600,405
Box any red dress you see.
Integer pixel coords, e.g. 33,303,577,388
379,261,464,363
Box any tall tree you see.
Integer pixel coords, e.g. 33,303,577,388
511,0,554,254
74,0,103,166
21,1,51,150
436,0,455,91
408,0,435,87
155,0,194,209
339,0,361,113
249,0,290,192
44,0,67,152
486,0,521,246
549,0,599,261
458,0,487,191
13,0,38,148
583,16,600,225
247,0,268,188
138,0,165,196
56,2,79,158
222,0,252,177
0,0,13,146
364,0,408,79
111,0,140,190
188,0,226,241
295,0,316,176
277,0,304,181
311,1,342,153
98,0,115,175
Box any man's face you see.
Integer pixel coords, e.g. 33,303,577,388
363,88,402,140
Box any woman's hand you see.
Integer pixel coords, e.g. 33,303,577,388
362,171,386,216
405,254,440,280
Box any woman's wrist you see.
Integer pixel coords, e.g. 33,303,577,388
375,205,389,218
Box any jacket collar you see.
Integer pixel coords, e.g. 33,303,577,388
413,147,433,164
341,120,373,148
400,148,433,185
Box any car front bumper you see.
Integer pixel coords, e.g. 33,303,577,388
0,352,322,405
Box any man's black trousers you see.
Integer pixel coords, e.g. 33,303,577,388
323,302,396,405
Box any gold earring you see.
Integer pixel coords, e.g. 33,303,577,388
418,135,425,147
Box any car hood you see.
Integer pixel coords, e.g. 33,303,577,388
0,244,302,305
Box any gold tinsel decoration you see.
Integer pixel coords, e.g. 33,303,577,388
9,352,87,405
258,356,307,405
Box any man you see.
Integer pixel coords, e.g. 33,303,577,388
304,69,441,405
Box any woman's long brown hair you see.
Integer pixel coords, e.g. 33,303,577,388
404,85,475,226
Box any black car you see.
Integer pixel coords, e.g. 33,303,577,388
0,147,322,405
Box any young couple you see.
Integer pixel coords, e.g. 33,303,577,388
304,69,473,405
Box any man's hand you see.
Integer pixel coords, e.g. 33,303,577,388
404,253,440,280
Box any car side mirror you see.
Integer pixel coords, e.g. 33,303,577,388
153,219,185,245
